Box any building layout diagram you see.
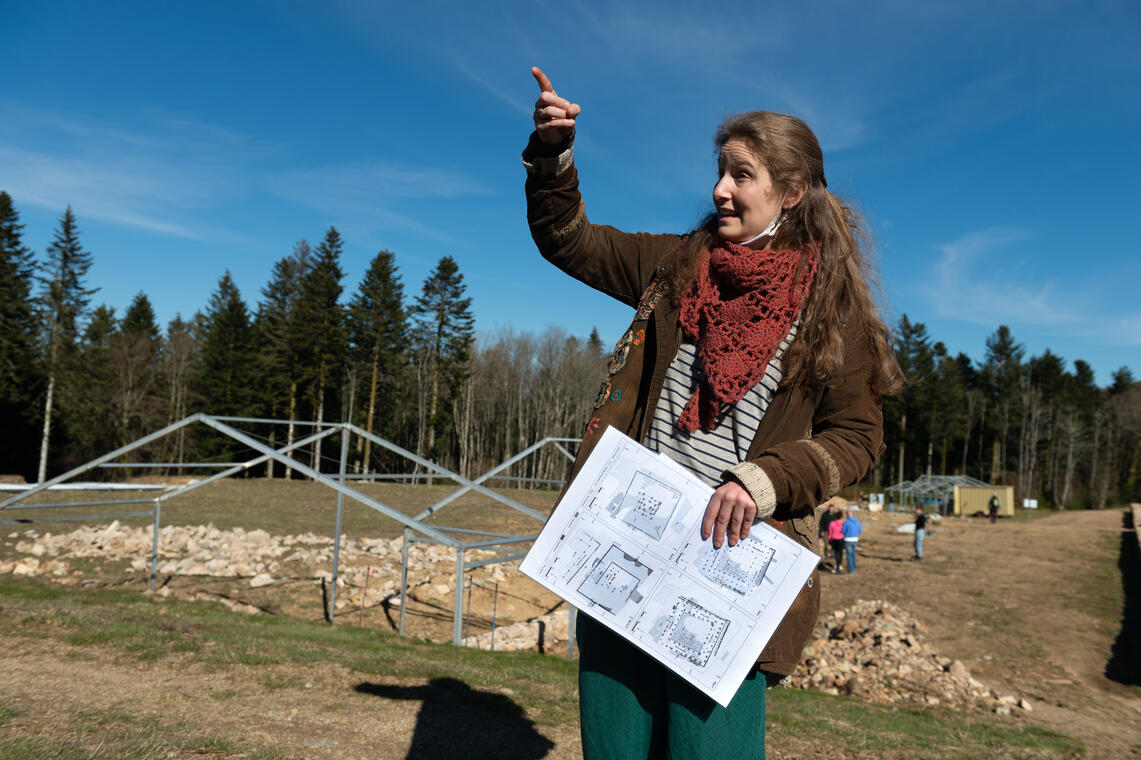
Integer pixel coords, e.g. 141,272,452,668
651,597,730,667
695,537,775,596
520,426,819,706
606,471,681,540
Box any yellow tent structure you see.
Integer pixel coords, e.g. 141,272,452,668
952,485,1015,517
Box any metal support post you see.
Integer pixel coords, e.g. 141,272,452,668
453,547,465,645
491,583,499,651
464,575,473,643
149,498,162,592
399,527,410,636
327,425,350,623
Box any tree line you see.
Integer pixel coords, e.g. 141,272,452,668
0,193,607,485
881,317,1139,508
1,192,1137,506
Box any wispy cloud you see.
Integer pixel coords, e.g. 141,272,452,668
925,226,1078,327
268,162,489,247
275,162,490,201
0,104,271,240
1092,313,1141,348
454,61,534,117
918,224,1141,354
0,146,206,240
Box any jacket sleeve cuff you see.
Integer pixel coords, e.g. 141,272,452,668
725,462,777,520
521,131,575,177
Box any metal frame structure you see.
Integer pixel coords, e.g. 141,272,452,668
0,414,580,648
883,474,989,509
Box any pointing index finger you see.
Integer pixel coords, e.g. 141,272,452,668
531,65,554,93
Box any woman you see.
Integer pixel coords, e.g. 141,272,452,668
828,509,847,573
914,505,928,560
525,66,900,759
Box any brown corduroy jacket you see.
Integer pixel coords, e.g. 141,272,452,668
524,134,885,676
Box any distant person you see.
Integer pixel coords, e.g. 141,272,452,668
988,492,1000,524
525,65,902,758
827,510,846,573
841,509,862,573
913,505,927,560
819,503,840,568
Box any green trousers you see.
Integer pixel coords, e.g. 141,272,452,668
577,613,766,760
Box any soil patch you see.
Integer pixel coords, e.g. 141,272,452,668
2,495,1139,757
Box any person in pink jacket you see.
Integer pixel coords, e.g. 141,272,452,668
827,514,846,573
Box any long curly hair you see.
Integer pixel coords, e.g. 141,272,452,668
665,111,902,397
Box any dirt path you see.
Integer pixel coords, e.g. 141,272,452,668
0,641,580,759
2,508,1138,758
818,508,1140,758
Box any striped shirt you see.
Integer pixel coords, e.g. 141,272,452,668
643,324,797,486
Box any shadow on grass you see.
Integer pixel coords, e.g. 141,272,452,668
355,677,555,760
1106,508,1140,685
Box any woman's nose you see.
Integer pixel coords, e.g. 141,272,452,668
713,175,731,202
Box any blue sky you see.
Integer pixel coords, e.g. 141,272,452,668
4,0,1139,385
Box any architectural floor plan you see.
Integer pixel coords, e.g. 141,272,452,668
520,426,819,706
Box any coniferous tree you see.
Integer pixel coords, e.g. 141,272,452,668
109,292,162,452
295,228,345,470
82,305,118,348
347,249,409,472
588,327,604,356
0,192,39,477
1027,349,1067,503
37,206,97,481
160,315,198,467
64,305,118,465
981,325,1025,483
930,342,967,476
193,272,256,460
1110,367,1135,395
412,255,474,464
255,240,310,477
883,315,935,485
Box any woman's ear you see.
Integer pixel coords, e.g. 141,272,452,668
784,181,809,209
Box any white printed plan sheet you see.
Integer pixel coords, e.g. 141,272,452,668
519,425,819,707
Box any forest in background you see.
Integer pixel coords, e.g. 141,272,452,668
1,192,1138,508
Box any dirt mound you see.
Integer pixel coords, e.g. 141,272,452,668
790,599,1029,714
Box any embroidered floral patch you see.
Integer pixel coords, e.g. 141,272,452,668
585,416,601,435
590,273,669,414
634,271,670,321
607,330,633,376
593,379,612,409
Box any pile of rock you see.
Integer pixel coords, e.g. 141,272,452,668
462,607,571,652
788,599,1031,714
2,522,511,610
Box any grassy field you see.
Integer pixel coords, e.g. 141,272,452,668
5,480,1127,758
0,571,1085,759
2,478,560,540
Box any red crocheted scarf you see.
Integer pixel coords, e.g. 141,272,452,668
677,239,818,433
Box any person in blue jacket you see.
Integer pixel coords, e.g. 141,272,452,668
841,510,862,573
